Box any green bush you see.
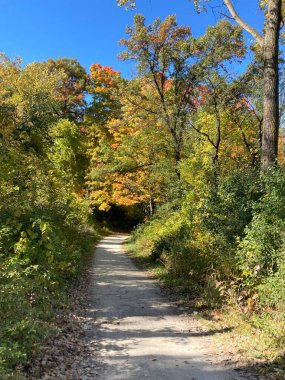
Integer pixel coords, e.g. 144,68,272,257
130,167,262,306
0,148,99,375
0,195,98,374
238,167,285,288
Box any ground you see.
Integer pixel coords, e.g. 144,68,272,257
25,234,263,380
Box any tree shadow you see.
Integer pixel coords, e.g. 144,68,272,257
77,236,268,379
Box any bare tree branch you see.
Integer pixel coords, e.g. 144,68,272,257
223,0,264,46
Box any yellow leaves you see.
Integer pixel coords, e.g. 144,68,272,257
193,105,260,167
98,202,110,211
89,188,112,211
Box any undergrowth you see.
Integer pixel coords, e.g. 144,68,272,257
126,166,285,378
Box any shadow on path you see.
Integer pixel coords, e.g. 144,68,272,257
83,235,262,380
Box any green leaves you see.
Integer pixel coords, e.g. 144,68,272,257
0,54,98,375
119,14,193,77
195,20,246,71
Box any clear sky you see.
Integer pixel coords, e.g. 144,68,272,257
0,0,264,77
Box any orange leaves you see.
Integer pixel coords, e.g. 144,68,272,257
88,167,150,210
88,64,122,125
90,64,120,89
112,172,149,206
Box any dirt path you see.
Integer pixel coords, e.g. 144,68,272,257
84,234,258,380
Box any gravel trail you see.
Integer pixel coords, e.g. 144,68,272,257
85,234,257,380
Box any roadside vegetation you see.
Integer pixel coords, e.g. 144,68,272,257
0,56,102,377
1,0,285,377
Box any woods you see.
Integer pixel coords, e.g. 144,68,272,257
119,0,283,169
0,0,285,377
0,56,100,374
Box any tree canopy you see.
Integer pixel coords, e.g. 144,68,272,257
1,3,285,376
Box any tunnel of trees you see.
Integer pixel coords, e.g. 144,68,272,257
1,0,285,375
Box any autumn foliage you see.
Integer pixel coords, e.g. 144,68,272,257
1,7,285,376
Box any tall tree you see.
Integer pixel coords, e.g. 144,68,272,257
218,0,282,170
119,15,244,176
117,0,283,170
119,15,194,171
88,63,122,125
47,58,88,122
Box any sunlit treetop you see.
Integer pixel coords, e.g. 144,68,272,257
90,64,121,91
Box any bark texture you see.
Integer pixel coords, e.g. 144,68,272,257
223,0,282,170
261,0,282,170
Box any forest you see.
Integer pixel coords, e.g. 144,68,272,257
0,0,285,377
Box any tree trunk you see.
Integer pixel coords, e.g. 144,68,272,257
149,190,154,216
261,0,282,170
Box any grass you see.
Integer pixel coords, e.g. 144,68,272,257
0,226,102,378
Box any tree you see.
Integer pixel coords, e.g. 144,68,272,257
87,63,122,125
47,58,88,122
0,55,67,154
117,0,283,170
217,0,282,170
192,73,262,169
86,74,176,214
49,119,88,190
119,15,195,172
119,15,245,177
86,19,251,214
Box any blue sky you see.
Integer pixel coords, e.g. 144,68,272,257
0,0,264,77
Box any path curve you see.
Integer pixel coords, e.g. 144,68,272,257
86,235,253,380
